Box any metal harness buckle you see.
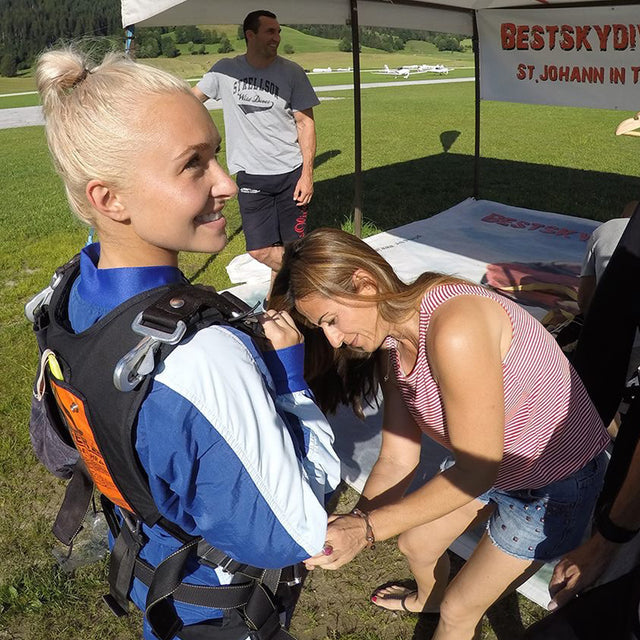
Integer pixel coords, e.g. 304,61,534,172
24,270,64,322
113,312,187,392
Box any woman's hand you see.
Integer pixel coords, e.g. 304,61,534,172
304,513,369,570
259,309,304,350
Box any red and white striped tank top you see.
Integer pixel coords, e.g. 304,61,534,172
386,283,609,490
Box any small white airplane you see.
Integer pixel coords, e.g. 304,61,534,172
417,64,451,75
311,67,332,73
373,64,411,79
372,63,452,79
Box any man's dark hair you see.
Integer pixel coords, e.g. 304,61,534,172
243,10,277,40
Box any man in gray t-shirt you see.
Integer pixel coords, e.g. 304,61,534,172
193,10,318,293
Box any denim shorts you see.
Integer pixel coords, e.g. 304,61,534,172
443,451,607,561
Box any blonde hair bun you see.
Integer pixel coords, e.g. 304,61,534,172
35,45,190,224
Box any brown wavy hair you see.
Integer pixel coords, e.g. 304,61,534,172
270,227,465,415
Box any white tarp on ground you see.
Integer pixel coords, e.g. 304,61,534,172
226,198,601,609
478,6,640,110
227,197,598,318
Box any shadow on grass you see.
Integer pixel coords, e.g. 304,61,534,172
190,150,640,284
311,152,640,233
485,592,529,640
314,149,341,169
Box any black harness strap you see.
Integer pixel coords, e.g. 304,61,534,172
141,538,290,640
101,498,258,624
138,286,265,342
243,582,296,640
52,459,94,546
197,542,267,580
197,543,305,587
145,538,201,640
134,560,255,609
104,512,148,617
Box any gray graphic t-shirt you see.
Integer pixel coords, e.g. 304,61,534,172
197,55,319,175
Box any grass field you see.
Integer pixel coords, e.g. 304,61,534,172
2,26,640,640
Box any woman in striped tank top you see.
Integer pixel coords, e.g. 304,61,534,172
272,227,610,640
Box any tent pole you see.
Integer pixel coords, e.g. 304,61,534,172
472,11,480,199
349,0,363,238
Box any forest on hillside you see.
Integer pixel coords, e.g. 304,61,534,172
0,0,466,77
0,0,122,75
293,24,465,54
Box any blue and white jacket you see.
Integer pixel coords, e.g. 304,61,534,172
68,244,341,637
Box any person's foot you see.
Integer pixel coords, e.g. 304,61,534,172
370,584,439,614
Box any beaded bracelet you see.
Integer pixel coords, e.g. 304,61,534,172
351,508,376,549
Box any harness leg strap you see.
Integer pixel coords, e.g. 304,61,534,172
145,538,199,640
104,518,147,617
243,582,295,640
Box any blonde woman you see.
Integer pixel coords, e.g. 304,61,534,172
271,227,609,640
34,47,339,639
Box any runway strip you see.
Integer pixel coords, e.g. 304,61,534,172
0,76,475,130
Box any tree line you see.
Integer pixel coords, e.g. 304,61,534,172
135,26,294,59
0,0,122,76
136,27,236,59
0,2,467,77
293,24,467,53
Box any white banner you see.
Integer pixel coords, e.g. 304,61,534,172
478,6,640,110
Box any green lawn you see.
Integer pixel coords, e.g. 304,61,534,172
0,74,37,94
0,92,39,108
0,65,476,109
1,59,640,640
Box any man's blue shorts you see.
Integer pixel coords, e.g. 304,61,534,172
236,166,308,251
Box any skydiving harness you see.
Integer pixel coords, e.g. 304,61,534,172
26,255,302,640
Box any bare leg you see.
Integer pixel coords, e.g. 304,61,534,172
373,499,493,613
248,245,284,303
433,532,543,640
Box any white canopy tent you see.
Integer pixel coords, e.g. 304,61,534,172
122,0,470,35
121,0,631,35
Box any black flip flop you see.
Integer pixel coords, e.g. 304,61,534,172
371,585,419,615
400,590,419,613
